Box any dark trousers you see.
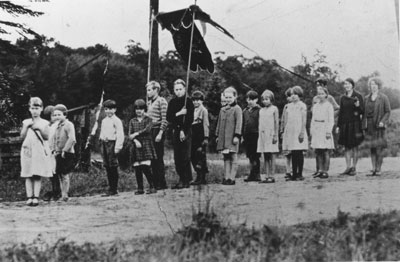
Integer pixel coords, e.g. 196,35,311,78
191,123,208,182
315,149,330,172
101,141,119,193
244,134,261,179
135,165,155,190
51,173,61,197
54,153,74,197
173,129,192,185
291,150,304,178
151,128,167,188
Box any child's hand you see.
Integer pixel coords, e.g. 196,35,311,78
335,127,340,134
114,148,122,154
326,133,331,140
176,108,187,116
378,122,384,128
233,137,239,145
61,151,66,158
215,137,218,144
202,138,208,147
130,132,139,140
133,139,142,148
272,135,278,144
298,132,304,143
179,130,186,142
155,132,163,142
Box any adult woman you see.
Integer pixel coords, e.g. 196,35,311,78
337,78,364,175
362,77,391,176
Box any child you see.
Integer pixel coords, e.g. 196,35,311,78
242,90,261,182
20,97,52,206
99,99,124,196
257,90,279,183
280,88,293,180
311,87,334,178
166,79,194,189
42,105,61,201
146,81,168,190
51,104,76,201
284,86,309,181
129,99,157,194
190,91,209,185
215,87,242,185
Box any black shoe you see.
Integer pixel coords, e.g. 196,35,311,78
311,171,320,177
260,177,275,183
43,192,53,202
135,190,144,195
223,179,235,185
348,167,356,176
190,180,201,186
319,172,329,179
340,168,352,176
156,185,168,190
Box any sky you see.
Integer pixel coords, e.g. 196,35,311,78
3,0,400,89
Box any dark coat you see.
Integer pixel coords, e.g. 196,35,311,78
362,92,391,130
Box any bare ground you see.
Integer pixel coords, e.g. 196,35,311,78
0,157,399,247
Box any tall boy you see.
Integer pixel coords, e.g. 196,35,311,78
146,81,168,190
51,104,76,201
190,91,209,185
99,99,124,196
166,79,194,189
242,90,261,182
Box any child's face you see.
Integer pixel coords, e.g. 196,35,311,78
224,92,235,105
262,96,271,107
104,107,116,117
174,84,186,98
369,81,379,93
29,105,42,118
135,108,145,117
193,99,203,108
53,110,65,122
147,86,158,99
291,93,299,102
246,97,257,107
317,89,327,102
343,81,353,93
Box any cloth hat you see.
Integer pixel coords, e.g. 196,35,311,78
54,104,68,113
134,99,146,109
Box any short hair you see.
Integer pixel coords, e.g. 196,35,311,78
368,77,383,89
192,90,205,101
43,105,54,117
103,99,117,109
134,99,146,110
315,78,328,86
146,81,161,92
174,79,186,87
54,104,68,116
261,89,275,103
224,86,237,97
344,78,355,88
284,88,293,97
246,90,258,100
29,97,43,107
291,86,304,98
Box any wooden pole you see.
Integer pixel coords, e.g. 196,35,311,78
149,0,159,82
184,6,196,109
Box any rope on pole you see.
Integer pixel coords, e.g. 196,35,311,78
184,5,196,109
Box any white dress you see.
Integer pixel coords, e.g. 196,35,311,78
20,119,53,178
257,105,279,153
311,100,335,149
284,101,309,150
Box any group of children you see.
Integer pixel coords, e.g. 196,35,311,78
20,79,338,206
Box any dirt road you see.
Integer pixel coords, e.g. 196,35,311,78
0,157,399,246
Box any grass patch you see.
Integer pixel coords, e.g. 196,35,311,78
1,210,399,261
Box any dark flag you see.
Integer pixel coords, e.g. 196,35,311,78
156,5,234,73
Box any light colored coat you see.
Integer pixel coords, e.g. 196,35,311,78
311,100,335,149
216,103,243,152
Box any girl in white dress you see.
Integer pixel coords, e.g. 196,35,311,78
20,97,52,206
284,86,309,181
257,90,279,183
311,87,334,178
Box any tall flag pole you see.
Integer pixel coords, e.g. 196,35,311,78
395,0,399,39
184,3,197,109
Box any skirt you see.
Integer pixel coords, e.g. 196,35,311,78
362,118,387,148
338,121,364,148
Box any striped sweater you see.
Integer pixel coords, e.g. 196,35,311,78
147,95,168,131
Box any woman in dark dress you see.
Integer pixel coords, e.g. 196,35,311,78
362,77,391,176
337,78,364,175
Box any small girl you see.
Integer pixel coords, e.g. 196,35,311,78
215,87,243,185
284,86,309,181
129,99,157,194
20,97,52,206
257,90,279,183
280,88,293,180
311,87,334,178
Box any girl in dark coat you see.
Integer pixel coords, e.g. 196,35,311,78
337,78,364,176
129,99,157,194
